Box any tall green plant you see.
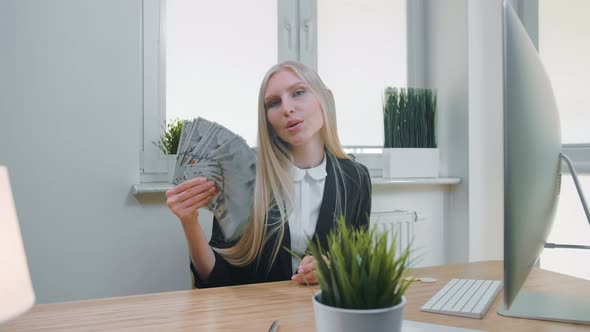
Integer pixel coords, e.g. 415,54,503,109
153,118,184,155
305,217,413,310
383,87,437,148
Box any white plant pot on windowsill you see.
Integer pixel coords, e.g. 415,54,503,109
313,291,406,332
167,154,178,183
382,148,439,178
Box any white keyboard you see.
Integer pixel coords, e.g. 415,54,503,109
420,279,503,319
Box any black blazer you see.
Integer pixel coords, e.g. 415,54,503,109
192,155,372,288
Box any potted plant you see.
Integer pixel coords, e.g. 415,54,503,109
153,118,184,182
382,87,439,178
306,217,413,332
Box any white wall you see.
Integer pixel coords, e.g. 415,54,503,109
372,186,450,267
416,0,512,263
0,0,191,304
467,0,504,261
417,0,471,263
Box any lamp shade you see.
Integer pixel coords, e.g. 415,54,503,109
0,166,35,323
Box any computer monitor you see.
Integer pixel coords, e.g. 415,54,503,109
498,1,590,324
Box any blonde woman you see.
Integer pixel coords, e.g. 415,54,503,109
166,61,372,288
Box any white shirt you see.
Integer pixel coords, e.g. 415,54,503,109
288,155,327,274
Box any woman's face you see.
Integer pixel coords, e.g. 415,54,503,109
264,68,325,148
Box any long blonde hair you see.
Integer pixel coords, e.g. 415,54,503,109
215,61,350,267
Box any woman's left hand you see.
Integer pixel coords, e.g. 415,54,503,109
291,255,329,285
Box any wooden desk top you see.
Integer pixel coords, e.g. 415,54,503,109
2,261,589,331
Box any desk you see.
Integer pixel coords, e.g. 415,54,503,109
2,261,589,331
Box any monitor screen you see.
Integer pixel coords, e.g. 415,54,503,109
502,0,561,308
500,1,590,324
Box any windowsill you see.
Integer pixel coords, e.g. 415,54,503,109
132,176,461,196
132,182,173,195
371,176,461,186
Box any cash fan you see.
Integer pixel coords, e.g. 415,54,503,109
173,117,256,241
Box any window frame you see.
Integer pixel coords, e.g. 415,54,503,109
562,144,590,174
141,0,167,181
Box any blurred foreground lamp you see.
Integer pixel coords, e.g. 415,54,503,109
0,166,35,324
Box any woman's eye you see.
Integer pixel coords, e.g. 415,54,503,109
294,90,306,97
267,100,279,108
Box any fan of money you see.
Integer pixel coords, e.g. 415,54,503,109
172,117,256,241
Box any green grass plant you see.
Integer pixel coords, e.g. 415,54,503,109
383,87,437,148
306,217,413,310
153,118,184,155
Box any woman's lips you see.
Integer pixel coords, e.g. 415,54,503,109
286,120,303,132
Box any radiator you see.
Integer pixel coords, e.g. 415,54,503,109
370,210,417,261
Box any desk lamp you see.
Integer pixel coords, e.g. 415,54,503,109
0,166,35,323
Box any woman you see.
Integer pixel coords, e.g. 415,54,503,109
166,61,372,288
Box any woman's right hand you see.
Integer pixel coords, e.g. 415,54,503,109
166,177,218,225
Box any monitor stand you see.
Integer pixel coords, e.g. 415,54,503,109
544,154,590,250
497,290,590,325
498,153,590,325
559,153,590,226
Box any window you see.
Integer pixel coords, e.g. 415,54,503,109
537,0,590,280
165,0,278,147
317,0,406,146
141,0,407,180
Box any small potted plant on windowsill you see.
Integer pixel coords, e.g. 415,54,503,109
382,87,439,178
153,118,184,182
304,217,413,332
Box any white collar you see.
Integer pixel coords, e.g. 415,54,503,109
290,154,328,182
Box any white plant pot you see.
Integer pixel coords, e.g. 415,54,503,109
312,291,405,332
167,154,178,183
382,148,439,178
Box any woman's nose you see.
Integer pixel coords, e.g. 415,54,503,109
281,99,295,115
